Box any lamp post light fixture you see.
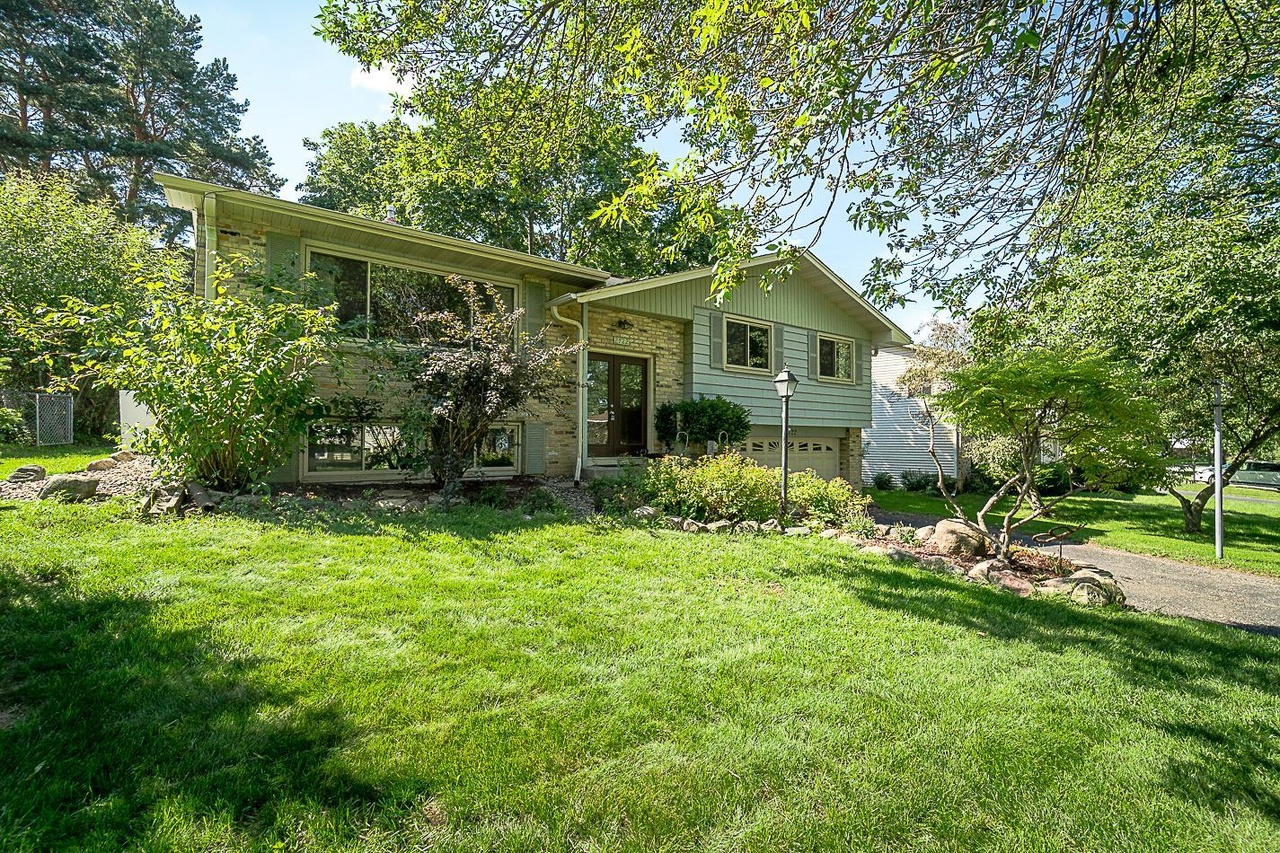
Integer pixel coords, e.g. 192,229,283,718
773,367,800,517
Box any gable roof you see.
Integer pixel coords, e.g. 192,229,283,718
155,173,613,287
549,252,912,345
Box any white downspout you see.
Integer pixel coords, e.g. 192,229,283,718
550,300,589,484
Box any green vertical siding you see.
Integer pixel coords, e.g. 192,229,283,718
690,308,871,428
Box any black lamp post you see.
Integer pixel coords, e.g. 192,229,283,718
773,367,799,517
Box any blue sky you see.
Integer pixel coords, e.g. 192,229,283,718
185,0,940,335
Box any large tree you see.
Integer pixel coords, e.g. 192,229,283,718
298,92,732,277
974,43,1280,533
317,0,1278,306
1,0,281,238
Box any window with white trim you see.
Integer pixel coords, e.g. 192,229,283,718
818,335,854,381
725,317,771,371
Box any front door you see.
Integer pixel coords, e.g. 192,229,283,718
587,353,648,457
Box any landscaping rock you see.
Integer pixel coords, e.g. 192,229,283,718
1035,568,1127,607
818,528,841,539
666,516,686,530
972,558,1009,576
919,556,953,573
632,505,660,520
378,489,415,499
760,519,783,533
706,519,734,534
7,464,46,483
836,534,863,547
784,526,811,536
915,525,936,543
37,474,99,502
681,518,706,533
111,450,137,462
863,544,914,562
874,524,891,537
991,571,1035,597
931,519,990,557
375,497,409,510
965,565,992,583
737,520,761,534
1070,582,1113,606
86,458,118,472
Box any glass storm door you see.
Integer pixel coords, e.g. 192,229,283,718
586,353,648,457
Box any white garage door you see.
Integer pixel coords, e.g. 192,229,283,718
741,436,841,480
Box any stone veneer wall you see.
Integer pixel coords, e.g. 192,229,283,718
840,427,864,487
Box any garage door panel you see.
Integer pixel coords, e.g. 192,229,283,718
741,436,840,479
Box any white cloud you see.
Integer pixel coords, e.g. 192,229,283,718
349,65,414,98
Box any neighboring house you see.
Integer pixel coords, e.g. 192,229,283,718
142,174,910,484
862,345,964,485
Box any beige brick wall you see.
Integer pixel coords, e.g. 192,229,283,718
529,306,689,477
840,427,864,487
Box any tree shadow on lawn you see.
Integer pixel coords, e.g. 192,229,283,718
848,564,1280,825
224,497,572,545
0,566,383,847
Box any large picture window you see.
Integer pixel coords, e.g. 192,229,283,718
818,335,854,381
308,250,515,341
305,421,521,477
724,317,771,372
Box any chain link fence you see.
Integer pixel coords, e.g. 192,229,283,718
0,389,75,446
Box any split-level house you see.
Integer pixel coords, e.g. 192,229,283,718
141,174,910,485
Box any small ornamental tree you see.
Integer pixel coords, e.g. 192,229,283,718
24,263,343,490
924,347,1165,559
387,277,579,499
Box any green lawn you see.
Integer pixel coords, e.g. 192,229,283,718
869,488,1280,579
0,442,116,479
1,500,1278,850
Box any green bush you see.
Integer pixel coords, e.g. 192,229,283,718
899,469,935,492
518,486,565,515
595,453,873,528
26,263,342,491
654,396,752,448
0,406,29,445
785,469,872,527
871,471,895,491
473,483,511,509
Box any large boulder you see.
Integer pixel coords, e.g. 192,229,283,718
1035,567,1127,606
7,464,46,483
931,519,990,557
38,474,99,502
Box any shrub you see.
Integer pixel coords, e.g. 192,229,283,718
518,486,564,515
786,469,872,527
473,483,511,509
0,406,29,445
28,264,342,491
596,453,874,528
654,396,752,448
871,471,895,490
898,469,935,492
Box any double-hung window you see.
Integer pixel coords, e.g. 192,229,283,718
817,335,855,381
724,317,772,372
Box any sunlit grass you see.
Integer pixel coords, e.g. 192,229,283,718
869,488,1280,578
1,499,1277,850
0,442,116,478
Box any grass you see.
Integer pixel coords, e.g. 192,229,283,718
1,499,1278,850
870,487,1280,579
0,442,116,479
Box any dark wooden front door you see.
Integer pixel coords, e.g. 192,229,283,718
586,353,648,457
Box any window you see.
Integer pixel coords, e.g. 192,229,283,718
818,336,854,381
308,249,515,341
305,421,520,476
725,318,771,371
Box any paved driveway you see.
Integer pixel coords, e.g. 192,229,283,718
1040,542,1280,637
